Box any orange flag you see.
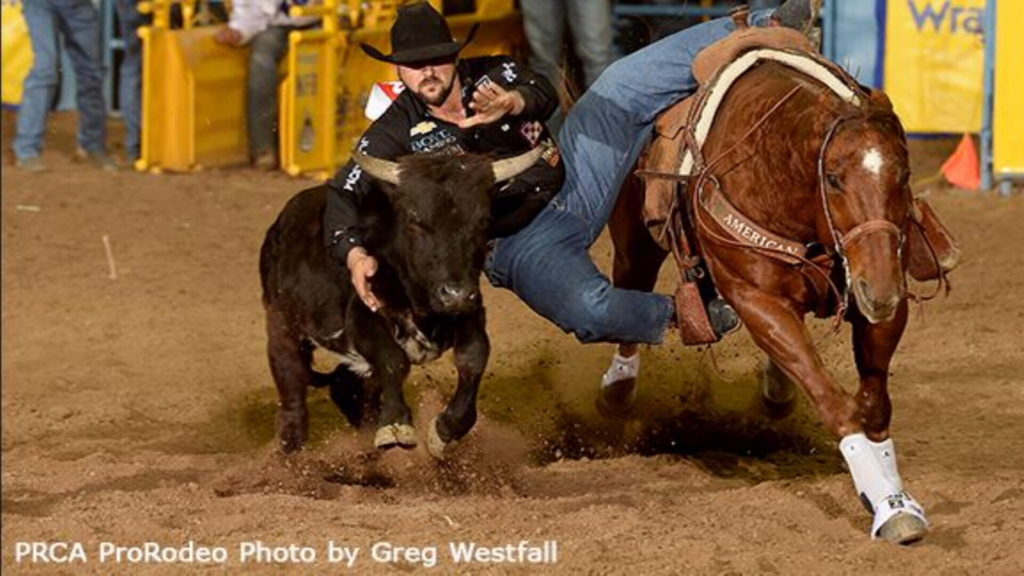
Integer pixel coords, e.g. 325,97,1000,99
941,134,981,191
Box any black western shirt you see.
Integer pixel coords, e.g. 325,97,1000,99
324,55,565,264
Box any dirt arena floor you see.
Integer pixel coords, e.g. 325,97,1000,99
3,111,1023,574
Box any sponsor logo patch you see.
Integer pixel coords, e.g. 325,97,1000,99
410,121,438,136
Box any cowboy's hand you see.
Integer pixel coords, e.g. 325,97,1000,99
214,26,243,47
458,79,526,129
347,247,382,312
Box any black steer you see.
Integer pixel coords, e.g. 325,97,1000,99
259,148,542,457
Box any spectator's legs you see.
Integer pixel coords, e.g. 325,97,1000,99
566,0,613,88
57,0,108,155
519,0,567,92
247,26,290,165
14,0,61,160
116,0,146,160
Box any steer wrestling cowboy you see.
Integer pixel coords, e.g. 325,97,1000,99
324,2,564,308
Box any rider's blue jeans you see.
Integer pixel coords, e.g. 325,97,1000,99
485,11,774,344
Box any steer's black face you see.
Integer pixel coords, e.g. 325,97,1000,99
386,155,493,316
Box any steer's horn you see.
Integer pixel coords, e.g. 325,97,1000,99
492,145,545,183
353,152,401,185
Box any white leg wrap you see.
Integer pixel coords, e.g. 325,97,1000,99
601,353,640,388
869,437,903,489
840,434,928,538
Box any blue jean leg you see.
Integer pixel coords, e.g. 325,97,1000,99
565,0,613,87
487,11,775,344
14,0,61,159
556,13,776,241
56,0,108,154
247,27,290,157
116,0,145,159
487,206,674,344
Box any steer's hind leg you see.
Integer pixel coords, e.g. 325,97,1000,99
428,310,489,459
348,307,416,450
312,365,370,429
265,308,311,453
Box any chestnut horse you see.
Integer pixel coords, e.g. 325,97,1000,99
607,55,930,543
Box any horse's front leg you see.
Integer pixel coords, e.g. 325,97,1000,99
848,299,928,543
427,310,490,459
850,299,909,438
721,282,925,543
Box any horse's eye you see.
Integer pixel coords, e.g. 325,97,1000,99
826,173,843,190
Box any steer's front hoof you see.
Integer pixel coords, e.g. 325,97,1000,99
426,417,453,460
374,423,417,450
877,513,928,545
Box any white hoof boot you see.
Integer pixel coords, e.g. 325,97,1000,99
426,416,451,460
840,433,929,544
597,353,640,416
375,423,417,450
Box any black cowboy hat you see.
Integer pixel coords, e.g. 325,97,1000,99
361,2,478,64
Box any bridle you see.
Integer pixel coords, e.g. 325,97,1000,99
816,114,907,304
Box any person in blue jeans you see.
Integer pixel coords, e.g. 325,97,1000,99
519,0,614,134
347,1,820,348
14,0,118,172
115,0,147,164
485,3,818,342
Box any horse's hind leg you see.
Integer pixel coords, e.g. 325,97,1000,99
599,175,669,416
760,358,797,417
849,300,927,544
265,307,311,453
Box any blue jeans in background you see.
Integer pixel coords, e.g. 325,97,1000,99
520,0,613,135
485,11,774,344
116,0,146,161
14,0,108,160
247,26,291,159
520,0,613,89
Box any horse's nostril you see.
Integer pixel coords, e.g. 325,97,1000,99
856,277,873,302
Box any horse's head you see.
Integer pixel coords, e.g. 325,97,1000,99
820,112,912,323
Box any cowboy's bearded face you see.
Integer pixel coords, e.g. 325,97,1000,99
398,58,458,107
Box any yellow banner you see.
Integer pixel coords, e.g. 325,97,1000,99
993,0,1024,176
884,0,986,133
1,1,31,105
